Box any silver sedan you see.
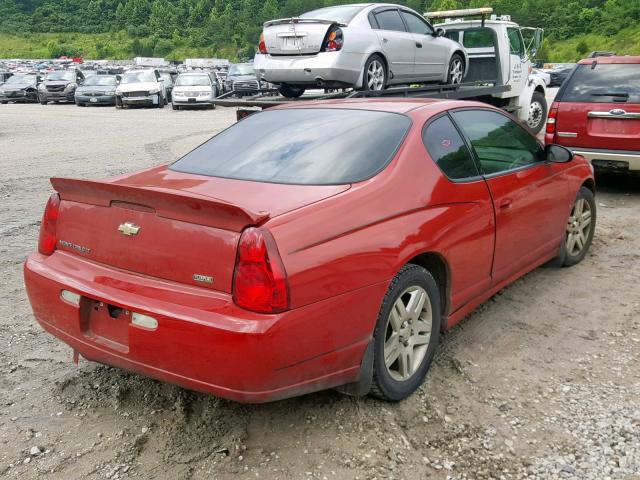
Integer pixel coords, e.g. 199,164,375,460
253,3,468,97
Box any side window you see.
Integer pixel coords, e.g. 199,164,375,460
373,9,406,32
444,30,460,42
401,11,434,36
423,115,479,180
507,27,525,57
451,110,543,175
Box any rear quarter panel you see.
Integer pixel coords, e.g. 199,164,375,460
267,111,495,319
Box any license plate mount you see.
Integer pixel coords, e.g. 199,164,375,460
80,299,130,352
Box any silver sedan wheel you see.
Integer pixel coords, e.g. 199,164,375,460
367,59,385,90
566,198,592,256
527,101,544,129
449,58,463,84
384,286,432,381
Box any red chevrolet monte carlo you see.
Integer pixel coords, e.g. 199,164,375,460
25,99,596,403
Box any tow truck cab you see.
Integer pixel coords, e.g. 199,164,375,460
427,8,548,133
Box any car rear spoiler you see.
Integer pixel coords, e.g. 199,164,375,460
264,17,345,28
51,177,269,232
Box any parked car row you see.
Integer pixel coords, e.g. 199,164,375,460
0,64,260,109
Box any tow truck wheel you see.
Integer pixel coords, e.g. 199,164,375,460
527,91,548,134
278,84,305,98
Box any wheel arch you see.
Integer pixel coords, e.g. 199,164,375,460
405,251,451,330
356,51,389,88
581,178,596,195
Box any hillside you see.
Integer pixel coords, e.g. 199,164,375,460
0,0,638,62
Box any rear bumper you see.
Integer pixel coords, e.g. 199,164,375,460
24,252,381,403
568,147,640,173
253,52,362,88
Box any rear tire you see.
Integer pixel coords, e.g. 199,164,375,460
370,265,441,401
446,54,465,85
278,84,305,98
526,91,548,134
361,54,387,92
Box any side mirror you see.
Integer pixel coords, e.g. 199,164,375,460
545,144,573,163
435,28,445,38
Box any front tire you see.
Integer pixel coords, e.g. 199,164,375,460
562,187,596,266
370,265,441,401
278,84,305,98
361,54,387,92
446,53,465,85
157,93,164,108
526,91,548,134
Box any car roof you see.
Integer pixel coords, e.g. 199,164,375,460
578,55,640,65
276,98,489,114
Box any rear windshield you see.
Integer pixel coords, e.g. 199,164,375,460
561,64,640,103
301,5,364,23
170,108,411,185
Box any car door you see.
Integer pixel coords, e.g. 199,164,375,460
400,9,448,80
506,27,528,93
451,109,570,283
421,114,495,311
370,7,416,80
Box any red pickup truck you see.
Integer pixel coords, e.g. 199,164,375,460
545,55,640,174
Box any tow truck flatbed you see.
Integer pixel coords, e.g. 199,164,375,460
212,82,511,109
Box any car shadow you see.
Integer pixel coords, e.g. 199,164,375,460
595,172,640,195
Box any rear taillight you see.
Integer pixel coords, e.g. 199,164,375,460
233,227,289,314
38,193,60,255
322,27,343,52
258,33,267,54
546,101,558,135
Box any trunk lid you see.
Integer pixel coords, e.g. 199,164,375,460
51,168,349,293
263,18,335,55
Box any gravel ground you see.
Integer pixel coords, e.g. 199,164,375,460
0,101,638,480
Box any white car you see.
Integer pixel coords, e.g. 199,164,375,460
115,69,167,108
171,72,219,110
253,3,469,97
531,68,550,86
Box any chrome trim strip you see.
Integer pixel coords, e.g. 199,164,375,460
588,111,640,119
557,132,577,137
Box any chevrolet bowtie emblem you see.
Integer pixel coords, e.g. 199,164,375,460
118,222,141,236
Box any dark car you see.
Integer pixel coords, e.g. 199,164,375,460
226,63,261,96
38,69,85,104
0,73,41,103
549,64,575,87
74,74,119,106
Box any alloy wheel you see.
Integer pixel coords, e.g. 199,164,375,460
566,198,592,256
367,60,385,90
383,286,432,381
449,58,463,84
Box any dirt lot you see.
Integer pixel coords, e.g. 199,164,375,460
0,101,638,480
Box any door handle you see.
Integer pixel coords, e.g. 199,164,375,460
499,199,512,210
382,38,388,43
416,42,423,48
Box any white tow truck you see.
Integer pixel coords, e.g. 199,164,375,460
426,8,547,132
213,8,548,133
